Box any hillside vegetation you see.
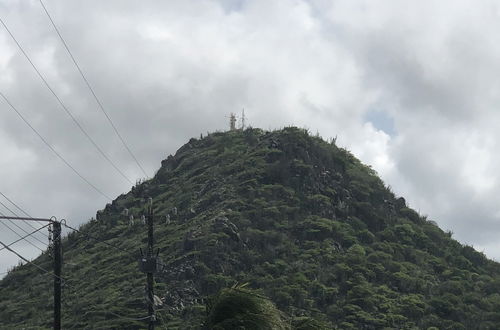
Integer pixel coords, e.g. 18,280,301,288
1,127,500,329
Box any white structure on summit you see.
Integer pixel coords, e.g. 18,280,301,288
229,113,237,131
241,108,245,129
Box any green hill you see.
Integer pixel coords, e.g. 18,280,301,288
1,127,500,329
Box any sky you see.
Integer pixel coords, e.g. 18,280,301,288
1,0,500,277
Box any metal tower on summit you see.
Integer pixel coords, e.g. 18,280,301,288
229,113,237,131
229,109,246,131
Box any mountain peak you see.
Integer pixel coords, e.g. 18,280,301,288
2,127,500,329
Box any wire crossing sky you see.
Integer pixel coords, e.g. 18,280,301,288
0,16,135,185
0,222,49,253
37,0,149,178
0,211,47,252
1,0,500,276
0,91,112,201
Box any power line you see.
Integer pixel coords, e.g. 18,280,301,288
0,237,48,271
0,91,112,200
0,209,48,247
63,221,168,269
0,211,47,252
0,238,66,283
0,192,54,245
0,204,48,245
0,196,48,242
0,192,51,246
0,221,44,252
0,16,134,185
0,223,50,252
64,215,177,272
61,222,135,255
0,191,36,219
37,0,149,178
0,198,20,217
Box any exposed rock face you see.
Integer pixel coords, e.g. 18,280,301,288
213,215,241,243
1,127,500,329
395,196,407,209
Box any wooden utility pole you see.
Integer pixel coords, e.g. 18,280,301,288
146,204,155,330
137,199,162,328
53,220,62,330
0,216,60,329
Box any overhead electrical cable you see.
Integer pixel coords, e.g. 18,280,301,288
0,207,48,249
62,220,170,275
62,221,170,269
61,222,134,255
0,191,42,223
0,238,66,283
0,195,47,240
0,213,45,252
0,220,45,252
0,16,134,185
63,218,171,270
0,223,50,252
0,91,112,201
63,220,176,271
38,0,149,178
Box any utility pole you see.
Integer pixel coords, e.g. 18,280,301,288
136,199,161,329
146,203,155,330
0,216,61,329
53,220,62,330
137,199,157,329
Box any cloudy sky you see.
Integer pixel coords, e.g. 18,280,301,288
1,0,500,276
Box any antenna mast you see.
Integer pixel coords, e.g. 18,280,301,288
241,108,245,129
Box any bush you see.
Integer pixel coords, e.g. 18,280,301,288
204,286,289,329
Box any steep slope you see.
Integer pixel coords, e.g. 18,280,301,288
1,127,500,329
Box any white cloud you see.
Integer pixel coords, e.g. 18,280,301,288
1,0,500,274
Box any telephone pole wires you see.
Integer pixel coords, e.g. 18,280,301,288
0,215,62,330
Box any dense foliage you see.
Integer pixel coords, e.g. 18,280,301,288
204,284,287,329
1,127,500,329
